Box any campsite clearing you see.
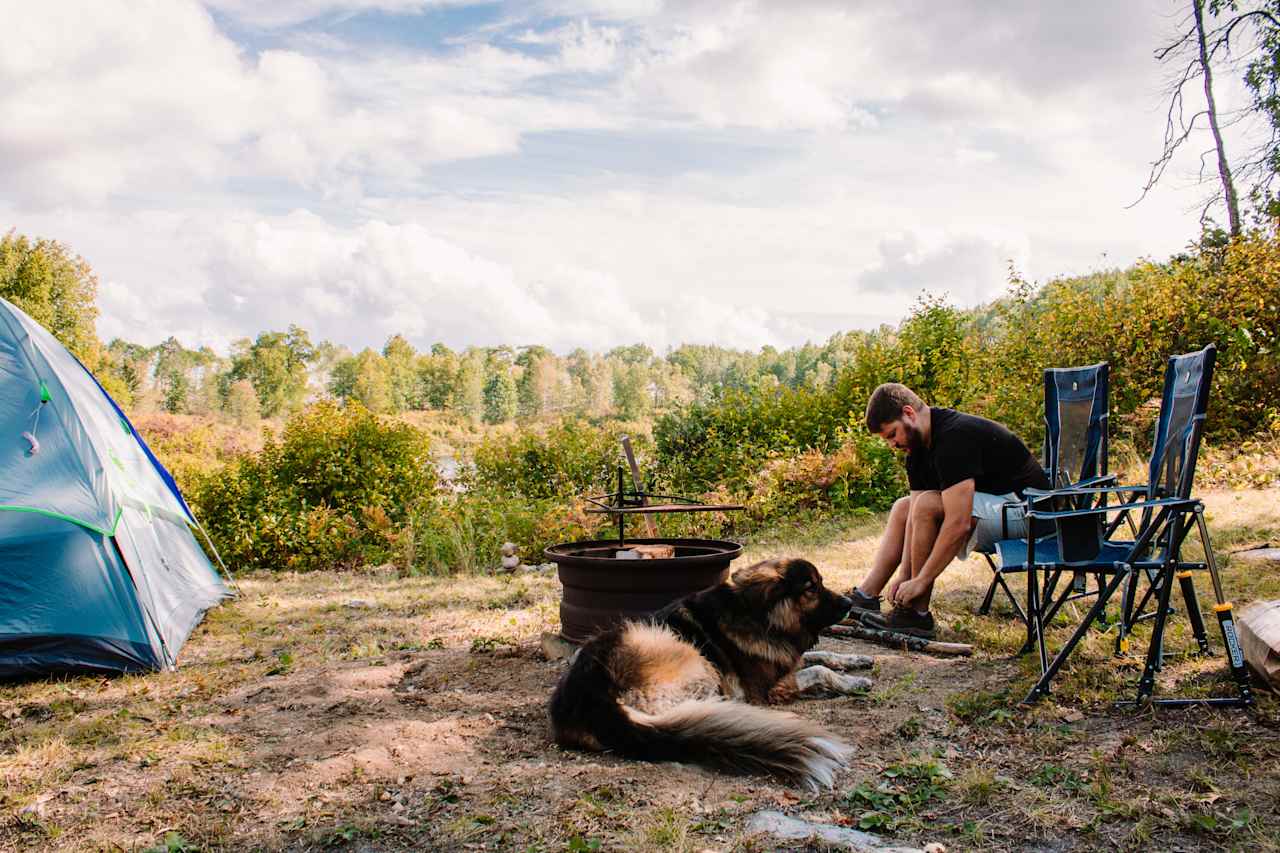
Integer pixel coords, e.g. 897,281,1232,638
3,488,1279,852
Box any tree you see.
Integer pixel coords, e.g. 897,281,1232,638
482,365,517,424
0,231,99,362
154,336,194,413
452,350,486,422
1139,1,1280,233
1239,3,1280,211
612,361,651,419
226,326,316,417
417,344,459,410
330,349,393,413
382,334,418,411
224,379,262,430
517,348,560,418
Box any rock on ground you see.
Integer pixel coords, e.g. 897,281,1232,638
743,810,930,852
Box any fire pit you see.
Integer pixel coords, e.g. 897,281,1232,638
545,460,744,643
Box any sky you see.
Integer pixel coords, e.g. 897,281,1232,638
0,0,1264,354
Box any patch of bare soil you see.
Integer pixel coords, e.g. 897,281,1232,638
4,489,1280,851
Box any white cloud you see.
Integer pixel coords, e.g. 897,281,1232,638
2,0,1267,356
202,0,465,29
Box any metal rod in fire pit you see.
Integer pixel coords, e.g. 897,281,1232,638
621,435,658,538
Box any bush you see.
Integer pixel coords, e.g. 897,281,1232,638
406,491,604,575
744,428,904,521
135,413,261,495
465,418,650,500
193,402,438,572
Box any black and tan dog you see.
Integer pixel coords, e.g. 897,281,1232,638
549,558,862,789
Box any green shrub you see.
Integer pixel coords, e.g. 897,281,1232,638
193,402,437,572
405,490,604,575
464,418,650,500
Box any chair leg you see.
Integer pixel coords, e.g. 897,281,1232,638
1195,510,1254,706
1135,564,1177,703
995,573,1028,624
1113,564,1136,656
1023,570,1128,704
1176,570,1211,655
980,555,1028,624
979,558,1000,616
1021,570,1067,655
1029,566,1050,678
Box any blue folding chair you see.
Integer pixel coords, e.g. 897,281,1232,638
978,363,1112,626
998,345,1253,707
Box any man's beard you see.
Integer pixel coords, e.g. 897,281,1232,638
904,425,925,453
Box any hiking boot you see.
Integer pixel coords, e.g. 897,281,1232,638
861,606,937,640
845,587,882,623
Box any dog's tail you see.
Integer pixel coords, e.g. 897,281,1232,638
620,699,851,790
554,686,850,790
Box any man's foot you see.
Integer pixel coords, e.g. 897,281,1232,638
860,606,937,640
845,587,882,622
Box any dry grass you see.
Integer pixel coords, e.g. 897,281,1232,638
1,490,1278,852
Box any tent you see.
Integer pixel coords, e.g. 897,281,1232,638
0,296,231,678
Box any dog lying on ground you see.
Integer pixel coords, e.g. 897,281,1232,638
548,558,868,789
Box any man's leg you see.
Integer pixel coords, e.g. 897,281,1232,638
906,491,944,610
904,491,979,611
855,495,912,598
863,490,973,638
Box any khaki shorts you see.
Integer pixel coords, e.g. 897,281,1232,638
960,491,1026,559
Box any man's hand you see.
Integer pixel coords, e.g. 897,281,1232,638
893,577,929,607
886,573,905,603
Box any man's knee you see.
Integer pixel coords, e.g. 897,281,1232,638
910,491,943,521
889,495,912,521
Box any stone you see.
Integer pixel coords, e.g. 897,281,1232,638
500,555,520,571
803,650,874,670
501,542,518,557
540,632,579,663
1234,547,1280,566
743,811,925,852
795,666,873,697
344,599,372,609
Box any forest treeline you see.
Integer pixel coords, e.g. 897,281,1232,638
3,227,1278,573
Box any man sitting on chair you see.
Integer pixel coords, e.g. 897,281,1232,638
848,383,1050,639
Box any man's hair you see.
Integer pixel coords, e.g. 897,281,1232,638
865,383,925,433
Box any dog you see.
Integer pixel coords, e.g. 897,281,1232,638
548,558,865,789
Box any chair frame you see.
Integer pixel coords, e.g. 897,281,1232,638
979,363,1113,629
1013,345,1252,707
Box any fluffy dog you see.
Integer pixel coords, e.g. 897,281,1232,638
548,558,859,789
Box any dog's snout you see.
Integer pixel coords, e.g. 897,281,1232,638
834,594,853,618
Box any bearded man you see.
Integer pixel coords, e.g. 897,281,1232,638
847,383,1049,639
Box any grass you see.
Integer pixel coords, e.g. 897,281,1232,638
1,487,1279,851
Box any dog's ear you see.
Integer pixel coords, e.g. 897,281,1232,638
780,558,820,592
728,560,786,614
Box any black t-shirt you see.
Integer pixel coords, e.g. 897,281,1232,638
906,408,1050,497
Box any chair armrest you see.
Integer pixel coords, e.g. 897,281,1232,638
1027,496,1197,520
1072,474,1118,488
1024,484,1146,500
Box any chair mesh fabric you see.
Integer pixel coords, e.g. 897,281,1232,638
1148,348,1212,500
1044,364,1109,558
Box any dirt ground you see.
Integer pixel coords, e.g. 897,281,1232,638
3,490,1280,852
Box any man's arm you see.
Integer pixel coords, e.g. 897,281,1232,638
912,478,975,588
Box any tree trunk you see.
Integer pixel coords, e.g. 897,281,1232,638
1195,0,1243,236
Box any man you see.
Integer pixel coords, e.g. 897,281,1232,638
847,383,1050,639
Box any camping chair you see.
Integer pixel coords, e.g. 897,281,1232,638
997,345,1253,707
977,363,1113,627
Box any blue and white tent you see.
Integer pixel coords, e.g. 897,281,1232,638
0,296,231,678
